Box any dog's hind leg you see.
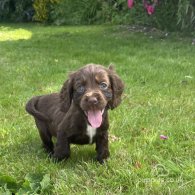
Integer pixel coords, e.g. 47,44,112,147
35,119,54,155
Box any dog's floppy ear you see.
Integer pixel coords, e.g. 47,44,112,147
60,73,74,112
108,65,124,109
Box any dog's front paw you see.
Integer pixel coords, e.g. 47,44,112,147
52,147,70,162
96,150,110,164
52,152,70,162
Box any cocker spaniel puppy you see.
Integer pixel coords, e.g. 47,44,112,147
26,64,124,163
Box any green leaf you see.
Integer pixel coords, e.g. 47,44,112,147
40,174,51,192
0,174,18,193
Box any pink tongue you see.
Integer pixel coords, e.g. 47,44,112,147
87,110,102,128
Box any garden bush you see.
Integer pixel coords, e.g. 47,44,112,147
0,0,194,31
0,0,33,22
177,0,195,31
33,0,60,22
48,0,195,31
50,0,106,25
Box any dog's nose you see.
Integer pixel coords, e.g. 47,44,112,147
88,96,98,105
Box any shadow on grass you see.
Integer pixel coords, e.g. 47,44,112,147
1,134,98,165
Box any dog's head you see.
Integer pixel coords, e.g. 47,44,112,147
60,64,124,128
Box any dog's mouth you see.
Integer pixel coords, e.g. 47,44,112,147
84,109,105,128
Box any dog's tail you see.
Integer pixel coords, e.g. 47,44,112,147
25,96,50,121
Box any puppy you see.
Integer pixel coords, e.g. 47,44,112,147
26,64,124,163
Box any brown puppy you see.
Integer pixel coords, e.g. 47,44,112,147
26,64,124,163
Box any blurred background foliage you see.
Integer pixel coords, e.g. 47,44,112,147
0,0,194,31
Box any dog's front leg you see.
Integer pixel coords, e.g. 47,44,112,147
53,129,70,162
96,132,110,164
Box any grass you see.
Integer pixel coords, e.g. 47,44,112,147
0,23,194,194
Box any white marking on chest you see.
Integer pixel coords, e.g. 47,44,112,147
86,125,97,144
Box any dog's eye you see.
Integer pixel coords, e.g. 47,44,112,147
77,86,85,94
99,82,108,90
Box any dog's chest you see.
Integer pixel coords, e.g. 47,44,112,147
86,125,97,144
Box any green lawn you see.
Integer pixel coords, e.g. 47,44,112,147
0,23,194,194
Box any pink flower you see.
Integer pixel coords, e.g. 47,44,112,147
146,5,155,15
127,0,134,9
160,135,168,140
